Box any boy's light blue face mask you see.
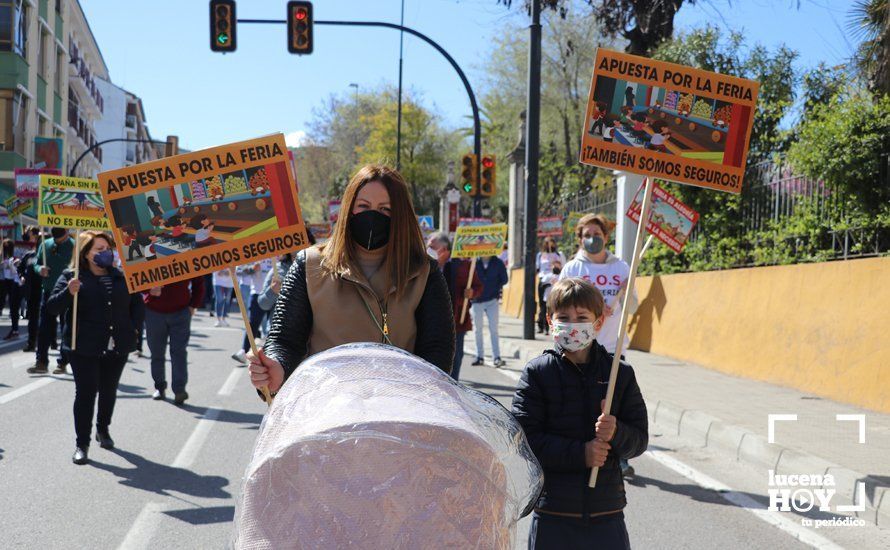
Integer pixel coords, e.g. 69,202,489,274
551,321,596,352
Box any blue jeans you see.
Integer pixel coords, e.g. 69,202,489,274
452,331,465,381
145,308,192,393
242,294,266,351
472,299,500,360
214,286,231,318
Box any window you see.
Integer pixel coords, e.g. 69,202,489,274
37,28,48,78
13,0,26,57
55,0,61,14
12,88,28,155
55,47,64,94
38,112,48,137
0,89,13,151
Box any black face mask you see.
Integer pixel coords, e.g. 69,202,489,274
349,210,391,250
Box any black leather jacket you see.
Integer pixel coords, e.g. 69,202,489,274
263,251,455,382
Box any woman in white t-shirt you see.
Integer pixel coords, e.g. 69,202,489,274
535,237,566,333
212,268,235,327
558,214,638,354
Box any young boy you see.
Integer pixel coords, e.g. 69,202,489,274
512,278,648,549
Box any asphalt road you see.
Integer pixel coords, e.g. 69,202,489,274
1,313,887,549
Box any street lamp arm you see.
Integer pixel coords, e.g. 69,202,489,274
70,138,172,177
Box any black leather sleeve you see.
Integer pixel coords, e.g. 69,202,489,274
610,365,649,460
263,251,311,381
413,259,455,374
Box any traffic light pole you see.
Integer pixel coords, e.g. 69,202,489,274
238,17,482,216
522,0,541,340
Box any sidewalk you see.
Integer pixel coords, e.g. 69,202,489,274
466,312,890,526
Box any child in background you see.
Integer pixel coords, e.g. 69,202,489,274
512,278,648,549
536,260,561,335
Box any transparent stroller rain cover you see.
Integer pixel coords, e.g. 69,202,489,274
234,343,543,549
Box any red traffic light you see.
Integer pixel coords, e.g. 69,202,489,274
481,157,495,169
295,8,307,20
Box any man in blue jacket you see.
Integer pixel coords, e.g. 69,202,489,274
470,254,508,368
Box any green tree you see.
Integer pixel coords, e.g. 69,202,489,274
848,0,890,96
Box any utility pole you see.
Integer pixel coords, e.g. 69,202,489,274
522,0,542,340
396,0,406,170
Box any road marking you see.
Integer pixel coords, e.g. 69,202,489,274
0,377,56,405
646,450,844,550
217,368,244,396
172,407,223,469
120,367,237,548
116,502,168,550
496,368,521,382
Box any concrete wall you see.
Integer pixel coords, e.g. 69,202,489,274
628,257,890,414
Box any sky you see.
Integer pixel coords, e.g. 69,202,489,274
80,0,860,153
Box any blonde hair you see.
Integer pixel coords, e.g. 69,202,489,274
575,213,616,241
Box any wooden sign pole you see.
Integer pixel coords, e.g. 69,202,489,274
231,270,272,405
71,230,80,352
459,258,477,324
589,177,655,488
609,235,654,311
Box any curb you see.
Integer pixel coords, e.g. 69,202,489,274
650,399,890,527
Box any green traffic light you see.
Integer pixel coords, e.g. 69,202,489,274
217,32,229,45
463,183,473,193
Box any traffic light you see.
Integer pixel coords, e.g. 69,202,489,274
287,1,313,54
479,155,496,197
460,153,478,195
210,0,236,53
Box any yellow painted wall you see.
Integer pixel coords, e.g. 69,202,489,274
628,257,890,413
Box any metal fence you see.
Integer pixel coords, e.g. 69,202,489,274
550,158,887,266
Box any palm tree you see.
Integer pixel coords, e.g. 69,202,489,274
849,0,889,95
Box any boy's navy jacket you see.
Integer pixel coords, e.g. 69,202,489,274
512,343,648,517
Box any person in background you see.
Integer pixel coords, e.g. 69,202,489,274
536,237,566,334
18,227,43,352
257,254,294,313
498,239,510,269
512,278,647,548
536,259,562,335
27,228,74,375
559,213,639,478
45,231,144,465
212,268,234,327
248,165,454,398
232,260,272,365
143,277,205,404
427,231,481,381
470,254,508,368
0,239,22,340
202,272,215,316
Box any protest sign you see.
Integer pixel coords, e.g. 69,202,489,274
452,223,508,323
34,137,64,171
580,48,759,194
328,200,341,223
9,198,33,218
0,208,13,229
98,133,310,294
452,223,508,259
626,180,699,253
15,168,60,199
38,175,108,230
537,216,563,237
458,217,493,227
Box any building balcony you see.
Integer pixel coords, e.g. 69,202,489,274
126,115,137,129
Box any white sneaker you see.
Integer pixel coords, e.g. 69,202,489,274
221,318,230,327
232,349,247,365
214,320,222,327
